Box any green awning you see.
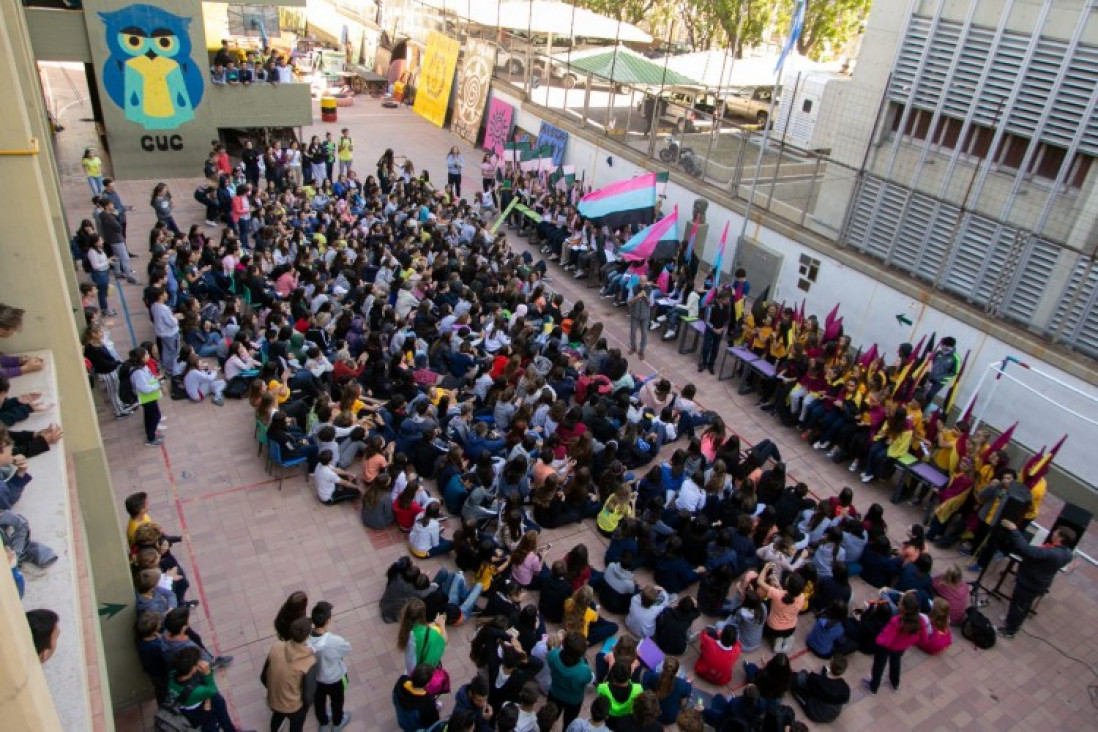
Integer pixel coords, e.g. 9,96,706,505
560,46,701,87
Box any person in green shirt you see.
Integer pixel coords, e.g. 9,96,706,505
546,630,593,728
323,132,337,183
596,660,644,723
167,645,247,731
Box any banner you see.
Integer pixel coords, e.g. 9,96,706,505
536,122,569,166
413,31,461,127
453,39,495,144
491,197,520,234
484,98,514,156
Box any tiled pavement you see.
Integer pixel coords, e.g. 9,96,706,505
45,69,1098,730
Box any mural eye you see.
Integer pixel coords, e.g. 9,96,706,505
157,36,176,50
125,35,142,48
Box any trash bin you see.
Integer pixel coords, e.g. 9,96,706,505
321,96,337,122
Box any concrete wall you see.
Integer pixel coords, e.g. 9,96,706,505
489,85,1098,514
25,7,92,63
74,0,311,180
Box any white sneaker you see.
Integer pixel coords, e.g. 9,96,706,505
649,321,661,331
813,440,829,450
860,472,874,483
848,459,859,472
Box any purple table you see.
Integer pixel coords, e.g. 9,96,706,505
893,460,949,504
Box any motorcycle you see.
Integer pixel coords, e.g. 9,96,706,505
657,137,703,177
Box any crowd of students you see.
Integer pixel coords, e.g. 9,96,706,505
62,132,1054,731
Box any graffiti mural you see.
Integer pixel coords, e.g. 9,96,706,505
98,4,204,130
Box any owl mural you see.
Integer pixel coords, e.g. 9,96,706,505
99,4,204,130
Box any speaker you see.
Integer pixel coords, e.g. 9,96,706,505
1050,503,1091,549
998,481,1032,525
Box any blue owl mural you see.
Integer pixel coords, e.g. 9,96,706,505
98,4,204,130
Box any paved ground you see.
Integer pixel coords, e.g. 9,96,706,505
44,65,1098,731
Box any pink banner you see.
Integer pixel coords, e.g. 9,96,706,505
483,98,514,157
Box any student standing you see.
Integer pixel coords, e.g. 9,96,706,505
338,129,354,177
628,277,651,360
82,147,104,195
446,147,465,198
698,289,730,374
128,348,164,446
149,287,180,378
265,618,316,732
862,591,926,695
306,601,353,731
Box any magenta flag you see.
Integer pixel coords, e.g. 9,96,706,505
483,98,514,157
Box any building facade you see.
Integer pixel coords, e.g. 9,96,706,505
24,0,312,179
813,0,1098,358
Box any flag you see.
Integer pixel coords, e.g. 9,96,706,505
775,0,807,73
824,304,840,330
750,285,771,323
983,421,1018,460
621,206,679,262
577,172,658,228
733,280,746,322
922,332,937,359
656,170,670,197
503,140,529,165
551,164,576,191
703,222,730,306
960,391,977,427
795,299,806,327
683,219,698,265
520,145,555,172
1023,433,1066,486
858,344,878,369
942,349,970,416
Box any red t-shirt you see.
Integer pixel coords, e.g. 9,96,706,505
694,632,742,685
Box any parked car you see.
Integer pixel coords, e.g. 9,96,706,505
723,85,777,125
638,86,718,132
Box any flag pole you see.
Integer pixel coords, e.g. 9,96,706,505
736,0,803,261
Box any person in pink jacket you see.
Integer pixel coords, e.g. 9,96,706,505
863,590,927,694
917,599,953,656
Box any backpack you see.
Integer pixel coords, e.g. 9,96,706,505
154,674,202,731
170,374,189,400
961,606,996,649
118,363,138,406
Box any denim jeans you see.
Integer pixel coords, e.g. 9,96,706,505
433,568,482,616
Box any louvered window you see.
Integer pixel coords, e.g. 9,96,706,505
1049,259,1098,357
889,15,1098,155
999,239,1060,324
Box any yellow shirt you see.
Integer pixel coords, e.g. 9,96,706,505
1025,478,1046,520
127,514,152,547
83,156,103,177
268,379,290,404
563,601,597,638
338,136,354,161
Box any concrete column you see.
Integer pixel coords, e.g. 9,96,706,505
0,566,61,730
0,0,146,711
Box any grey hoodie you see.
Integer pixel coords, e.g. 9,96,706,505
602,562,636,595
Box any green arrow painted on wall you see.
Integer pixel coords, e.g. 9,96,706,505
895,313,913,326
98,602,126,620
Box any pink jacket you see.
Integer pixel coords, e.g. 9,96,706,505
876,614,927,652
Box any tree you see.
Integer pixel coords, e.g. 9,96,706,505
795,0,870,60
709,0,780,56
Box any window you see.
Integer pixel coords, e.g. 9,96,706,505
1069,153,1094,189
995,133,1029,170
965,125,995,159
933,116,963,150
1031,143,1066,181
801,99,813,113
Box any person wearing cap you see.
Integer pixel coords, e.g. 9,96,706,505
923,337,961,405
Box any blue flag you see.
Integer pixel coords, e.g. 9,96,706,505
775,0,807,74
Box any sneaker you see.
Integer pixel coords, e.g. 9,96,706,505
848,459,859,472
655,315,667,323
212,396,225,406
104,309,118,316
861,679,877,696
334,713,353,730
211,655,234,669
860,472,875,483
812,440,829,450
205,220,218,227
184,600,200,609
996,626,1015,639
145,438,164,447
574,271,587,279
649,321,661,331
114,411,133,419
825,446,839,459
890,682,900,693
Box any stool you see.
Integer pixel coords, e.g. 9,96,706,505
678,318,704,354
892,459,948,504
719,345,758,381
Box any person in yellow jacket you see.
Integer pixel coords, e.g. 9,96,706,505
860,407,913,483
337,128,354,177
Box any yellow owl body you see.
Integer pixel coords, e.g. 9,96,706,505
126,55,178,120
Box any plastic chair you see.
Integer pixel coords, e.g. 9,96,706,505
266,439,308,491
